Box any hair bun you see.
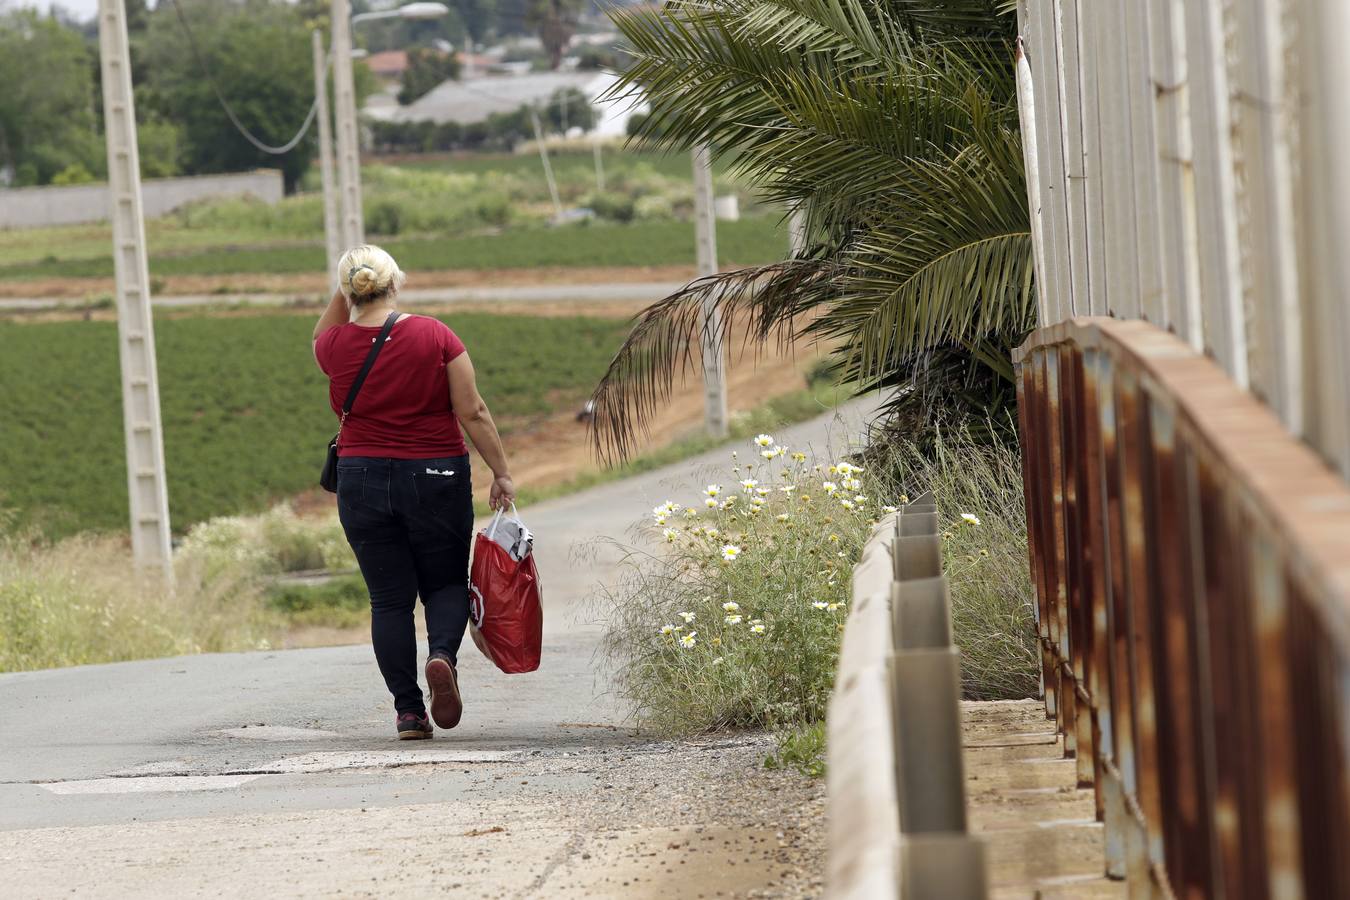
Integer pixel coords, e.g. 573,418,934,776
337,244,406,305
349,265,379,296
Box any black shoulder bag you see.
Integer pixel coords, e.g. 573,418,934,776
320,311,399,492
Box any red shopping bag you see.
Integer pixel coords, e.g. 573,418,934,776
468,507,542,674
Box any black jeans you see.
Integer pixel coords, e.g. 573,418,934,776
336,455,474,715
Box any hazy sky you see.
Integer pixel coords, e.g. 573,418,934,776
31,1,104,21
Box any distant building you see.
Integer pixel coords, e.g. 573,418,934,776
364,50,409,81
364,70,647,139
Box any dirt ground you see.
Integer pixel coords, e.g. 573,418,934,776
0,264,699,300
3,734,826,899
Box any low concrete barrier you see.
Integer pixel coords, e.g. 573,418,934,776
826,493,987,899
0,170,284,229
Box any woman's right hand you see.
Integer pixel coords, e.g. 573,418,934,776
489,474,516,510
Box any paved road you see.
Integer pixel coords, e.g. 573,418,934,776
0,281,687,312
0,396,882,837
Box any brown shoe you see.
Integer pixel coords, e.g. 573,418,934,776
425,654,462,729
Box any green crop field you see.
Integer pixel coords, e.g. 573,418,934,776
0,149,783,285
1,311,628,538
0,216,786,283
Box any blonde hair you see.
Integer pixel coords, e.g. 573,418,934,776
338,244,405,304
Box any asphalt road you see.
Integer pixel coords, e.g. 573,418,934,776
0,396,882,841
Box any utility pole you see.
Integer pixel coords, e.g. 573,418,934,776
788,208,808,256
692,144,727,438
313,30,341,290
528,103,564,220
331,0,364,248
593,140,606,191
97,0,172,576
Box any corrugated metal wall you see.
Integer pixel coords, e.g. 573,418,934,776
1015,0,1350,479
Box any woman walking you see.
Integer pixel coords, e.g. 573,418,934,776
313,245,515,740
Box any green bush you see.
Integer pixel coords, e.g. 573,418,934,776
598,434,893,733
599,424,1039,735
264,575,368,629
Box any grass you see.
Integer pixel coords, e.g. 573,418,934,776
0,527,276,673
867,427,1039,700
264,575,368,630
1,150,783,283
0,310,629,538
764,722,827,778
0,217,786,282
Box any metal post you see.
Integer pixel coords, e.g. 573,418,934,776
98,0,172,576
692,144,727,438
331,0,364,249
313,30,340,291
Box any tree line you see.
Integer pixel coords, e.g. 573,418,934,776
0,0,600,191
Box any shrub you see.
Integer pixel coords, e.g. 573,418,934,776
599,424,1039,736
597,432,895,733
0,528,276,673
867,426,1039,700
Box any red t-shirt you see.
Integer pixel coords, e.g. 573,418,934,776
315,315,468,458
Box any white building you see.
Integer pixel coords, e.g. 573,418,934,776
364,70,646,139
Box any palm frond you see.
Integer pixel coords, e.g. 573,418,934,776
588,259,835,462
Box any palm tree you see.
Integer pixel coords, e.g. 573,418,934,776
590,0,1032,460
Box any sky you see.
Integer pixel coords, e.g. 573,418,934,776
32,1,108,21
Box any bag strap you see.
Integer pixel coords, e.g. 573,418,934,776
339,311,399,428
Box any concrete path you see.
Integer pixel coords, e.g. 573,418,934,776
0,396,882,896
0,281,687,312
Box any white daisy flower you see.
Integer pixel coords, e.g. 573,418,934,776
827,603,841,612
720,544,742,562
722,601,740,612
705,527,719,539
839,499,855,510
754,434,775,448
683,507,699,519
724,614,743,625
812,601,829,610
749,622,766,635
740,478,758,492
960,513,982,526
705,484,722,497
779,484,795,493
705,497,719,508
663,528,679,542
882,505,898,514
679,632,697,649
776,513,790,522
679,611,696,623
822,481,838,495
711,656,724,665
660,624,677,636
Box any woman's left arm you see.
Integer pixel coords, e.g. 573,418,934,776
313,289,349,342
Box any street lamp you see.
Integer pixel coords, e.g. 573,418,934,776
330,2,450,251
353,3,451,25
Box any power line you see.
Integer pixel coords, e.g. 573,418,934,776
167,0,322,156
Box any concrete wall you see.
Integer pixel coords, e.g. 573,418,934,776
0,169,284,229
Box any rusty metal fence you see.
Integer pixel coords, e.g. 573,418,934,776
1015,316,1350,898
